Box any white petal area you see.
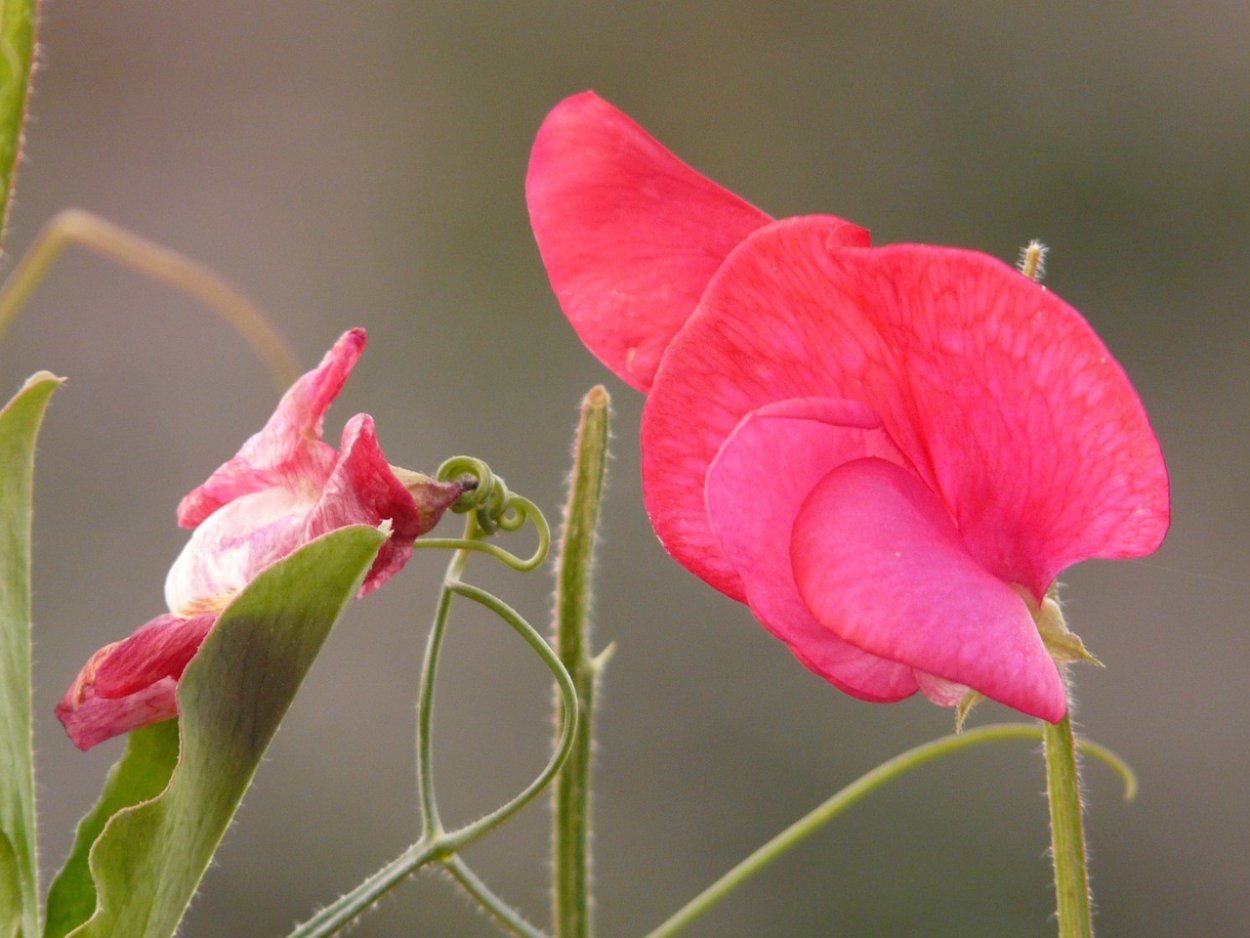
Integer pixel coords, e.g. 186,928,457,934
165,485,311,616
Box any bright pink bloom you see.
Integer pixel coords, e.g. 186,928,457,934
527,91,868,391
57,329,466,750
528,94,1170,721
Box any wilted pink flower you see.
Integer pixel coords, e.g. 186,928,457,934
528,93,1170,721
57,329,465,749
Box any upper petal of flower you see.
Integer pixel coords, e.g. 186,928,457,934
175,328,367,529
304,413,466,596
527,92,868,391
643,216,1169,603
790,458,1066,721
705,398,918,701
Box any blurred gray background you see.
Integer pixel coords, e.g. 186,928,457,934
2,2,1246,935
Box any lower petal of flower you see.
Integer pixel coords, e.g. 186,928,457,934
914,672,972,708
56,678,181,752
706,398,918,701
54,612,219,750
91,612,219,698
791,457,1066,722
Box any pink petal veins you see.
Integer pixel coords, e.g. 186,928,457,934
644,218,1169,606
89,613,219,698
305,414,465,596
790,458,1066,722
527,91,869,391
706,398,917,701
176,328,366,529
56,677,180,752
55,612,216,751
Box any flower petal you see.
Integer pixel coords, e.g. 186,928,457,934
706,398,917,701
165,485,309,616
527,91,869,391
790,458,1066,722
643,217,1169,605
55,612,216,750
304,414,464,595
90,613,219,697
55,678,180,752
176,328,367,529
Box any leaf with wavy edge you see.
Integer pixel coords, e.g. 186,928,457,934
56,524,386,938
42,721,178,938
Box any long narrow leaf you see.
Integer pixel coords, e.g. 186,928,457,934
42,722,179,938
0,372,61,938
0,0,40,249
58,524,386,938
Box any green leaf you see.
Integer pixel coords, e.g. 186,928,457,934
43,722,179,938
0,0,40,249
0,372,61,938
60,524,387,938
1,831,22,938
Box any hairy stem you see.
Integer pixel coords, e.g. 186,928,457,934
552,386,611,938
644,723,1132,938
1044,712,1094,937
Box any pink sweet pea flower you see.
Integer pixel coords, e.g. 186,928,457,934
57,329,466,750
528,94,1170,721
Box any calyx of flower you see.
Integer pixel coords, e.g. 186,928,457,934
1033,594,1102,667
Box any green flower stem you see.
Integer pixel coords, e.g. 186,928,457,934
552,386,611,938
441,579,578,845
643,723,1134,938
415,564,459,833
287,508,576,938
1044,712,1093,938
284,837,445,938
443,855,550,938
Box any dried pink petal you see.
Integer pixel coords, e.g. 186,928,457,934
59,329,462,749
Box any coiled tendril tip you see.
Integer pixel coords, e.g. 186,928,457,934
427,456,550,571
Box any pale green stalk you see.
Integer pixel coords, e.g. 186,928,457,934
1044,712,1093,937
288,502,574,938
552,386,611,938
644,723,1133,938
0,209,298,389
443,855,549,938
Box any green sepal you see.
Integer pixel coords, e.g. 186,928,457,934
0,372,62,938
1037,596,1103,667
56,524,387,938
42,722,179,938
0,0,39,248
953,690,985,733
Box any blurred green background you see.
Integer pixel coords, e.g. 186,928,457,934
2,2,1246,935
